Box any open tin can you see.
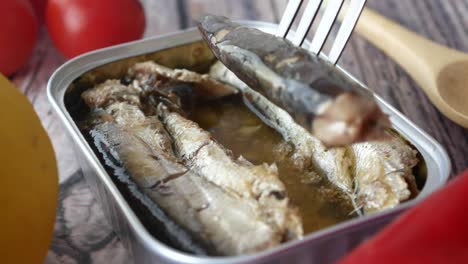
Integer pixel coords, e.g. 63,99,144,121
48,21,450,264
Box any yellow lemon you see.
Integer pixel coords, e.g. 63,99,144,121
0,74,58,263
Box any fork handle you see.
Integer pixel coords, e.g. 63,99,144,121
351,7,463,92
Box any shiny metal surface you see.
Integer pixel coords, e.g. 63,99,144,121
276,0,304,38
277,0,367,65
48,22,450,264
328,0,367,64
291,0,323,46
309,0,345,55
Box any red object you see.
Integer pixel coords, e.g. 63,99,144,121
28,0,47,24
0,0,38,76
339,169,468,264
45,0,146,58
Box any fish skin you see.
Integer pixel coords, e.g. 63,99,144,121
89,114,211,255
128,61,238,99
104,102,174,153
209,62,419,214
88,101,284,255
158,104,303,241
126,61,303,240
92,122,280,255
198,15,390,147
82,79,142,109
209,62,354,193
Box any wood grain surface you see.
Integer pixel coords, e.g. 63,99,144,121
9,0,467,263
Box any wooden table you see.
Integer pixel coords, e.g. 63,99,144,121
11,0,467,263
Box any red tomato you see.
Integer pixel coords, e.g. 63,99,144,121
46,0,146,58
0,0,38,76
339,169,468,264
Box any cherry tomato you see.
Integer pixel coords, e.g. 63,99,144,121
46,0,146,58
339,170,468,264
0,0,38,76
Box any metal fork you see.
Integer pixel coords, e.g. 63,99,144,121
276,0,366,64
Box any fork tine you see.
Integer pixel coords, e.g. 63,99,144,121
276,0,304,38
328,0,367,64
308,0,345,55
292,0,323,46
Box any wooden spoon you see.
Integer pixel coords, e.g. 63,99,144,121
346,7,468,128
